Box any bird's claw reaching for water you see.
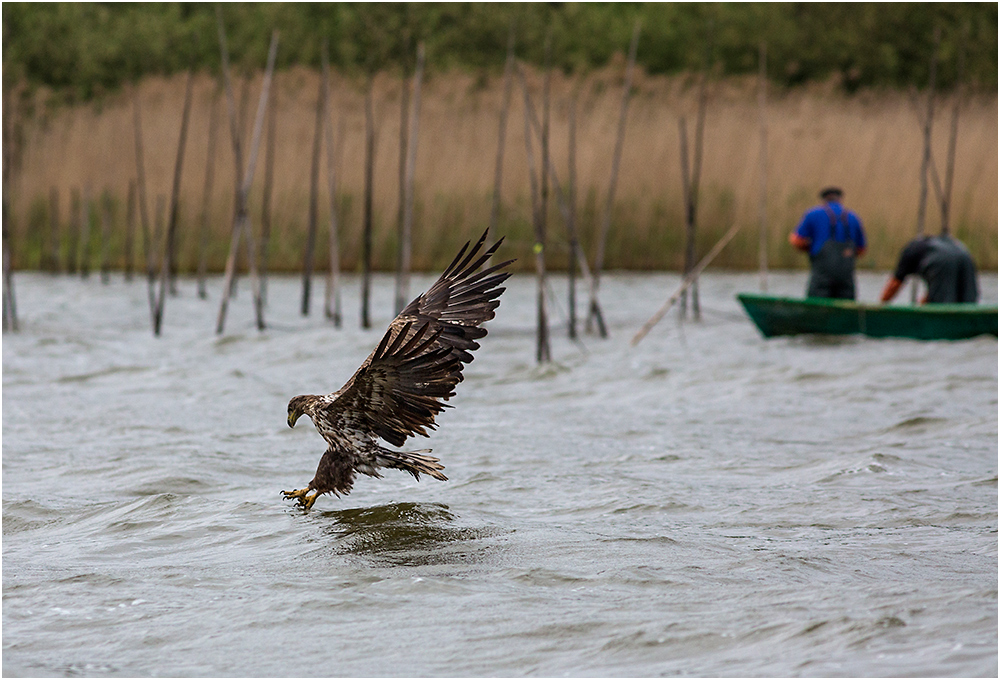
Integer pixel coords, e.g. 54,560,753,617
281,487,319,510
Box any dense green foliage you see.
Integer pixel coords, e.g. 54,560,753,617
3,2,996,100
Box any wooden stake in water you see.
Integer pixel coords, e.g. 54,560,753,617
79,185,92,279
124,180,136,282
393,41,412,315
154,67,195,336
680,55,709,321
517,63,604,338
519,63,550,363
100,189,112,284
154,195,166,280
2,183,16,331
757,42,769,292
940,23,967,237
197,88,220,300
631,220,743,347
2,202,16,332
360,75,375,330
301,58,325,317
47,186,60,273
567,86,579,340
217,7,246,304
321,42,342,327
259,64,277,305
913,26,940,303
395,42,424,315
67,188,80,275
590,20,640,337
131,85,156,316
538,39,552,363
215,22,277,334
489,26,516,238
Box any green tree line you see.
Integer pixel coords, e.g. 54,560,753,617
3,2,996,101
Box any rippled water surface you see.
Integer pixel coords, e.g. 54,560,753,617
3,270,997,677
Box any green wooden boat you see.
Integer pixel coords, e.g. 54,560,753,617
737,293,998,340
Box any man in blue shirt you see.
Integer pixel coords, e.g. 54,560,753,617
789,187,867,299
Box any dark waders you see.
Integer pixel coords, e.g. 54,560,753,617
806,208,856,299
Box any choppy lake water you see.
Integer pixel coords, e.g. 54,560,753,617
3,269,997,677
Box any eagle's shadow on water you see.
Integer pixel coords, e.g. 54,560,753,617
310,502,506,568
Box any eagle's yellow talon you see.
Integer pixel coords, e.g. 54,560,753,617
282,488,309,502
281,487,320,510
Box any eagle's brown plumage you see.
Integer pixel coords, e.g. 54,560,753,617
282,231,513,509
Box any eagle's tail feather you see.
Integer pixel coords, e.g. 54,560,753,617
376,448,449,482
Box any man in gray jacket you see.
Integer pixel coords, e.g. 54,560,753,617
880,234,979,304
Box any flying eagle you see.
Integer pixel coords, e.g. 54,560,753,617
282,232,513,509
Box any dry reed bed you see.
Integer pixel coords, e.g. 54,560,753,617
9,63,998,273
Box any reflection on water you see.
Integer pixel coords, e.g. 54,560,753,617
316,502,505,567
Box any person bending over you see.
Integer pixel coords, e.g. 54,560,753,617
880,234,979,304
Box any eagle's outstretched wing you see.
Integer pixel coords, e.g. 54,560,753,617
388,230,514,365
326,322,461,447
322,231,512,447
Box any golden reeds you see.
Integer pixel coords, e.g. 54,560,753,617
7,64,998,274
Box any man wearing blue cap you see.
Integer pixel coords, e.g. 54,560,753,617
789,187,867,299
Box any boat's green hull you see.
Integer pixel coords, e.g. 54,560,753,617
737,293,998,340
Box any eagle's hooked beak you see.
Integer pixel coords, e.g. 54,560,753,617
288,412,300,428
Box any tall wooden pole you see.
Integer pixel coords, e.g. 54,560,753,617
2,116,16,331
2,202,16,332
538,38,552,363
757,42,768,292
395,42,424,314
124,181,136,281
322,42,342,326
216,22,276,334
393,41,412,315
79,186,92,279
154,66,195,335
590,20,640,336
67,188,80,275
360,74,375,330
230,70,253,299
197,88,220,299
680,48,709,321
132,86,156,319
215,6,245,318
518,63,604,335
47,187,60,273
520,64,549,363
567,87,579,340
238,34,278,333
301,65,325,317
915,26,940,240
913,25,940,303
154,195,166,283
259,62,277,305
941,23,967,237
100,189,112,284
489,26,516,238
